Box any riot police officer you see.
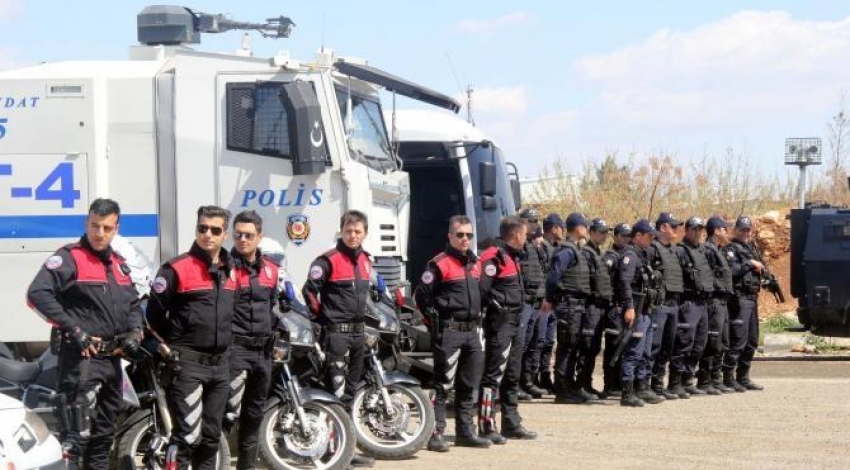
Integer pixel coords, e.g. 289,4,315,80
724,216,765,391
648,213,683,400
600,223,632,398
478,217,537,442
700,216,735,395
27,199,143,470
614,219,663,407
578,218,613,397
670,217,714,397
517,209,548,399
147,205,238,469
415,215,490,452
535,214,565,394
544,212,596,404
225,210,279,470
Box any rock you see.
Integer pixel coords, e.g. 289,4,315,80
759,230,776,241
791,344,806,353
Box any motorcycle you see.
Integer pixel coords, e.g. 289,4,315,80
346,280,434,460
111,339,230,470
259,289,356,470
0,346,60,431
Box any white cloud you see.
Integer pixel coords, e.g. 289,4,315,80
455,12,531,35
459,85,529,117
573,11,850,133
0,0,23,21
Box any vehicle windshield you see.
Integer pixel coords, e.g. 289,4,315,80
335,88,397,172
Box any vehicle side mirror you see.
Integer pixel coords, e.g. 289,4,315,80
479,161,497,197
510,179,522,211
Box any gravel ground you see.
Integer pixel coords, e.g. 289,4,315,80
247,361,850,470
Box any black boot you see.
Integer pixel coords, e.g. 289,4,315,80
455,434,492,448
236,444,260,470
683,373,706,395
712,369,733,394
724,369,746,393
538,371,555,395
427,431,450,452
635,379,664,404
478,388,507,445
517,390,532,402
554,379,587,404
522,372,546,398
620,380,645,407
697,369,722,396
668,372,690,399
737,370,764,391
652,376,678,400
502,425,538,440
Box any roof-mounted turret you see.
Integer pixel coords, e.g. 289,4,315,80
137,5,295,46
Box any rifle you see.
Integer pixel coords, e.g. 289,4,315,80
761,271,786,303
609,291,646,367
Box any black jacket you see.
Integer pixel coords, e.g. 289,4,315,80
232,248,280,338
302,240,372,324
414,245,482,321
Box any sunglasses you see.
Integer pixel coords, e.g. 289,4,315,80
454,232,474,240
197,224,224,236
233,232,256,241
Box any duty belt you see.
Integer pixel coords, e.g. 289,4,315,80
682,291,710,303
443,319,480,332
233,335,271,350
93,338,123,356
664,292,681,302
555,295,586,306
174,347,230,366
589,297,613,308
327,322,365,334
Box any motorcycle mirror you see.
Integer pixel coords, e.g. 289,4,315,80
394,288,405,308
284,281,296,301
376,274,387,294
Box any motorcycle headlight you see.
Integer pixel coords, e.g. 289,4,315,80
365,328,379,348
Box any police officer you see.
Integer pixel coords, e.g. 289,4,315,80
147,205,238,469
615,220,664,407
478,217,537,442
544,212,596,404
225,210,279,470
647,213,683,400
415,215,490,452
670,217,714,397
700,216,735,395
723,216,765,391
535,214,565,394
517,209,548,399
578,218,613,397
27,198,143,470
303,210,373,402
600,223,632,398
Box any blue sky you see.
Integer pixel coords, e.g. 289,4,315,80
3,1,850,181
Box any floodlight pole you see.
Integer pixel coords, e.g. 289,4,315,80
799,165,808,209
784,137,822,209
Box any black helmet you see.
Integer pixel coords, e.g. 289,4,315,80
519,208,540,222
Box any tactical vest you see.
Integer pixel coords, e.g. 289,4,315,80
651,240,684,294
678,242,714,294
521,241,546,300
704,242,734,295
581,244,613,301
730,240,762,293
555,241,591,296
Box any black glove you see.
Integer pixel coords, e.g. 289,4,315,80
120,329,143,355
68,327,91,350
278,297,292,313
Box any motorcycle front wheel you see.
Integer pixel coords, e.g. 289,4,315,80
114,416,230,470
350,383,434,459
260,401,355,470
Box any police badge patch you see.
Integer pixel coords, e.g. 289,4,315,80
286,213,311,247
45,255,63,270
484,264,498,276
152,277,167,294
421,271,434,285
309,265,323,280
623,257,630,265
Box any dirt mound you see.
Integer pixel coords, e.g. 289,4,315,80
750,209,792,318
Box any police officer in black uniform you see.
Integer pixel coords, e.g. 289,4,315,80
578,218,613,397
670,217,714,397
147,205,238,469
615,219,664,407
478,217,537,442
544,212,597,404
27,198,143,470
600,223,632,398
535,214,565,393
225,210,279,470
724,215,765,391
415,215,490,452
647,213,683,400
700,216,735,395
517,209,548,399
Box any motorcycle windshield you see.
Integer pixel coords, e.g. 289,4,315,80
281,311,315,345
366,299,399,333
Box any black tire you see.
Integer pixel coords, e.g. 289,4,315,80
115,417,231,470
260,401,356,470
350,384,434,460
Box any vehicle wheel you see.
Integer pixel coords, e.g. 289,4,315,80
350,384,434,459
260,401,355,470
115,417,230,470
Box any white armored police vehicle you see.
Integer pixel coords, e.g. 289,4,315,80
0,6,521,354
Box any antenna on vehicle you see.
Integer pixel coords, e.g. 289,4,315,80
466,84,475,126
